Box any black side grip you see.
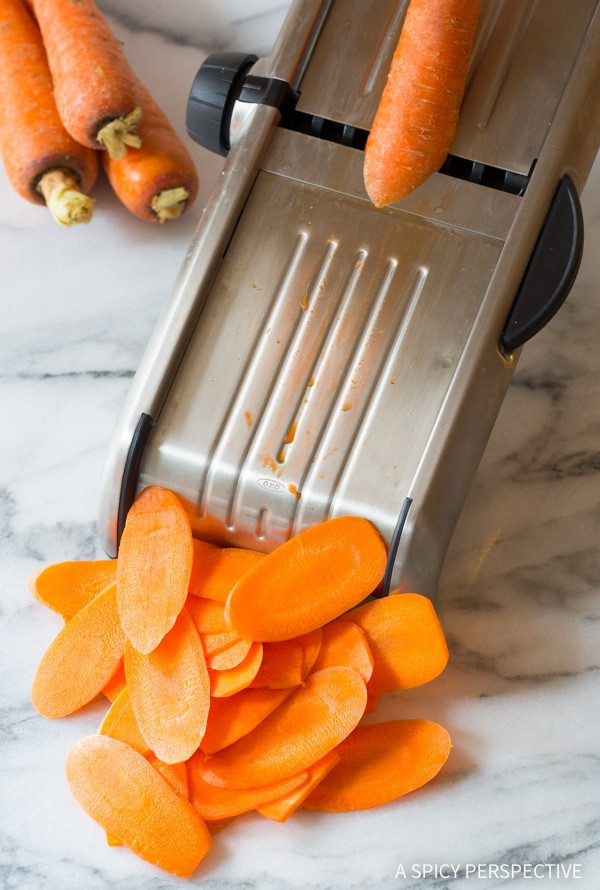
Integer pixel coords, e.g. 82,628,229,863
116,413,155,548
500,176,584,352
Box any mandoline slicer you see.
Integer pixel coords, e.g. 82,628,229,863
99,0,600,599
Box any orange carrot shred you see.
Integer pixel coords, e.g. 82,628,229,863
31,582,125,718
364,0,479,206
224,516,387,641
117,486,194,654
28,560,117,622
200,686,294,755
199,666,367,789
345,593,449,694
303,719,452,811
124,606,210,764
208,641,264,698
311,619,374,684
256,750,340,822
66,735,212,877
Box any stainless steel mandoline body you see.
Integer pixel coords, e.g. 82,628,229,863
99,0,600,598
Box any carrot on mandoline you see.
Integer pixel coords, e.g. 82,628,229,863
117,486,194,655
311,620,374,684
102,80,199,223
124,606,210,764
187,750,310,821
29,0,143,158
303,719,452,812
31,583,125,718
200,686,294,755
345,593,449,694
0,0,97,226
28,559,117,622
66,735,212,877
249,629,322,689
199,666,367,789
224,516,387,642
363,0,479,207
189,542,265,602
209,641,263,698
256,750,340,823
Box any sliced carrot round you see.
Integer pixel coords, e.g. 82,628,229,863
224,516,387,642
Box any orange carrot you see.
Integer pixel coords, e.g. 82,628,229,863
31,583,125,718
249,629,322,689
311,619,374,684
102,80,198,223
256,750,340,822
186,596,229,634
124,606,210,764
364,0,479,207
28,559,117,622
303,719,452,811
200,630,243,656
117,486,194,655
147,754,189,800
66,735,212,877
187,750,310,821
29,0,143,157
189,543,265,602
99,685,151,756
224,516,387,641
101,659,126,702
345,593,449,694
200,686,294,755
206,636,253,671
208,641,263,698
0,0,97,225
199,666,367,789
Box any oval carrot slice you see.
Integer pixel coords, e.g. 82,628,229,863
302,719,452,811
189,543,265,602
224,516,387,642
256,750,340,822
311,619,374,684
31,583,125,718
249,629,322,689
199,666,367,789
99,685,151,756
206,637,253,671
345,593,449,693
65,735,212,877
186,596,229,634
125,606,210,764
117,486,193,654
200,686,295,755
364,0,479,207
208,641,263,698
28,559,117,622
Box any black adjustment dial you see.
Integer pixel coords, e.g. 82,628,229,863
186,52,258,156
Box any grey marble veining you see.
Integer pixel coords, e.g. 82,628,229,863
1,2,600,888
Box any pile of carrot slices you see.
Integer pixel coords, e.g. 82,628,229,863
30,485,452,878
0,0,197,226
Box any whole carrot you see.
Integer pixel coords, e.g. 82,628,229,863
102,81,199,222
0,0,97,225
29,0,142,158
364,0,479,207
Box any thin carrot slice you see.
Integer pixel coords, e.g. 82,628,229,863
256,750,340,822
124,606,210,764
99,685,151,756
199,666,367,789
224,516,387,642
208,641,263,698
187,750,309,821
302,719,452,812
364,693,380,715
364,0,479,207
201,630,243,657
345,593,449,694
31,583,125,718
102,660,126,702
117,486,194,655
147,754,189,800
189,543,265,602
186,596,228,634
206,637,253,671
29,560,117,621
66,735,212,877
311,620,374,684
200,687,294,755
249,629,322,689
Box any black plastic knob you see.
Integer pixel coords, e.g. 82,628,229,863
186,52,258,156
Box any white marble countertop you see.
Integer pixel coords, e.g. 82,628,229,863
2,2,600,888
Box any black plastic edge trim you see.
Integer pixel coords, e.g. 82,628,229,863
500,175,584,352
116,412,156,550
380,497,413,598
